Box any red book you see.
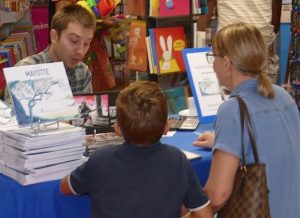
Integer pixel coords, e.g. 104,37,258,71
0,59,8,89
150,26,187,74
159,0,190,17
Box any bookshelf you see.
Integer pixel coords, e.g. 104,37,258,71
124,0,208,113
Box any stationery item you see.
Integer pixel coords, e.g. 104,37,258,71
218,96,270,218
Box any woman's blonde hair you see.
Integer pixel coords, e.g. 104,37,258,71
212,22,274,98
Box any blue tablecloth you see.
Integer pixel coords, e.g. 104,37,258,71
0,123,213,218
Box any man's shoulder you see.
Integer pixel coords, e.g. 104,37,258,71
15,51,46,66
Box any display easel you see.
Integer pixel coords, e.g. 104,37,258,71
30,118,62,135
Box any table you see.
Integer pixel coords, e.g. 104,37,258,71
0,123,213,218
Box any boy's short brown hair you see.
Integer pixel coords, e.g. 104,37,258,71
51,4,96,38
116,81,168,145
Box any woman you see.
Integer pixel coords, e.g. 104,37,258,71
193,23,300,217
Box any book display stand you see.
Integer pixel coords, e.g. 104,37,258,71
30,118,62,135
182,47,223,123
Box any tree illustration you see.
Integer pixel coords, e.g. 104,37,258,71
9,78,60,124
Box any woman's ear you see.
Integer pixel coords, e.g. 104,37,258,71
50,29,58,44
223,56,232,68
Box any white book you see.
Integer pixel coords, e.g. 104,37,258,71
2,122,85,149
4,146,84,162
4,143,84,158
2,165,76,185
4,158,84,175
145,36,154,74
3,152,83,169
3,62,78,126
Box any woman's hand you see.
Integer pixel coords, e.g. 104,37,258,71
192,131,215,149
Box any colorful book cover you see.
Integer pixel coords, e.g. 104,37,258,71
73,95,98,127
159,0,190,17
72,91,119,134
10,32,34,56
2,38,27,59
12,25,37,53
0,48,17,67
128,20,148,72
151,26,187,74
3,62,78,126
163,86,188,114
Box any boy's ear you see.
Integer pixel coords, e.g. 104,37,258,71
113,122,123,137
163,119,171,135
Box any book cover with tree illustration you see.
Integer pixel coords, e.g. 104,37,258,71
3,62,78,126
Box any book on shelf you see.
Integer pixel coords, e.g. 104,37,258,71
149,0,160,17
145,36,155,74
124,0,146,17
3,62,78,126
9,31,34,56
1,38,27,60
0,47,17,67
149,26,187,74
158,0,190,17
12,24,37,53
0,58,8,89
128,20,148,72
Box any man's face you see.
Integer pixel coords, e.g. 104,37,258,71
51,22,94,68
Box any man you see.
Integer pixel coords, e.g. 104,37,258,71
216,0,280,83
5,4,96,103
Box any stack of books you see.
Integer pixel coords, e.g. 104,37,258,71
0,122,86,185
83,132,124,157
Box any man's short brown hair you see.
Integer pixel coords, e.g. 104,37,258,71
51,4,96,38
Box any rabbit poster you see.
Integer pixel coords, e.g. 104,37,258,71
150,26,186,74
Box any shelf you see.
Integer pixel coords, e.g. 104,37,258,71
0,10,25,25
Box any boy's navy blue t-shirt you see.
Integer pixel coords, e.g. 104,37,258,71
69,142,209,218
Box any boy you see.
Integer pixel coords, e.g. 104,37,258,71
60,81,212,218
